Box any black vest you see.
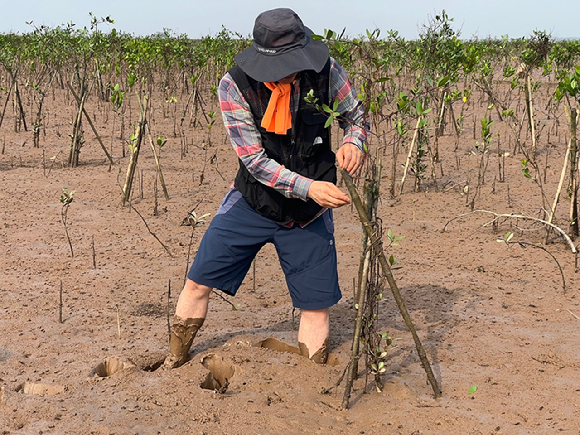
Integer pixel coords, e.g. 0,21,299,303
229,60,336,225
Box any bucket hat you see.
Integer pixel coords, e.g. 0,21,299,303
234,8,330,83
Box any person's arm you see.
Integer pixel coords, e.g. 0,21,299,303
218,73,313,201
329,57,369,175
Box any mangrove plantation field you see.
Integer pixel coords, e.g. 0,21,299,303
1,14,580,434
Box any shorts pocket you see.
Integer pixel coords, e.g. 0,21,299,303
323,209,334,234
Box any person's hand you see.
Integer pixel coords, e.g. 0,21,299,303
336,143,364,175
307,180,350,208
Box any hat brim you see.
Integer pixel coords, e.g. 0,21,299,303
234,28,329,82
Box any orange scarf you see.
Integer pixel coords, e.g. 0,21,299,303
261,82,292,135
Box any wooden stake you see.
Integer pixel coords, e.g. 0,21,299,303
341,170,441,403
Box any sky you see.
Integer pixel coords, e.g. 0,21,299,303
2,0,579,40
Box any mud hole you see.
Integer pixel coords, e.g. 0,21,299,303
17,382,66,396
200,354,236,393
91,357,133,378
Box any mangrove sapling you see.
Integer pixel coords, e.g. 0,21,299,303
469,114,494,211
67,82,114,167
564,106,579,238
121,94,148,207
351,161,382,382
520,154,551,219
68,79,87,168
60,188,75,257
400,100,431,194
146,129,169,200
181,206,210,285
553,69,580,239
0,83,13,130
199,111,217,185
341,169,441,406
12,75,28,133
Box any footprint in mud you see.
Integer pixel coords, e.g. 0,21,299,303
200,354,236,393
18,382,66,396
254,337,340,366
91,357,133,378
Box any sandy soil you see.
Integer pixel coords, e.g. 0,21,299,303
1,83,579,435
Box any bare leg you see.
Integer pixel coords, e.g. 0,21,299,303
298,308,329,363
163,279,212,369
175,278,212,319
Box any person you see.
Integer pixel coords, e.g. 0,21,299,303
163,7,367,369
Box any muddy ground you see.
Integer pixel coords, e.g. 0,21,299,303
1,83,579,435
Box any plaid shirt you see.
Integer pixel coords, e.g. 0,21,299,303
218,57,368,202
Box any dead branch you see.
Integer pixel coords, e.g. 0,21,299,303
443,209,578,254
130,205,174,257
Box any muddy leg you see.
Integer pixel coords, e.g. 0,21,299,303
298,308,329,364
299,339,329,364
163,316,205,369
163,279,211,369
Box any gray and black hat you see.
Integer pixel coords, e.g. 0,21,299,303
234,8,330,83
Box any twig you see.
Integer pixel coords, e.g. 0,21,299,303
212,290,237,311
501,238,567,293
556,308,580,320
130,205,174,257
59,281,63,324
167,279,172,341
91,235,97,268
115,304,121,339
443,209,578,254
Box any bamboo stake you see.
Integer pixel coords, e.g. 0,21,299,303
545,147,570,243
342,170,441,401
525,75,537,161
146,123,170,200
565,106,579,238
399,117,422,195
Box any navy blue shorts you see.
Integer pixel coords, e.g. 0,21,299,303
187,189,341,309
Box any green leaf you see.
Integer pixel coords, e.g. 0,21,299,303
324,116,333,128
437,76,449,87
332,98,339,112
469,385,478,395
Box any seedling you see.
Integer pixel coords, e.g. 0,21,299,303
60,188,75,257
